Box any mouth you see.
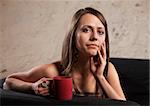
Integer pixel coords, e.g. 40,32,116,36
86,44,99,49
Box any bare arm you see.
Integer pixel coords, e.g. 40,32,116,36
90,43,126,100
3,63,59,94
98,62,126,100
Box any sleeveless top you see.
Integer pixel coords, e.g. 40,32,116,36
58,62,108,98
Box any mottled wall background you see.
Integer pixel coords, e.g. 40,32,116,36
0,0,149,78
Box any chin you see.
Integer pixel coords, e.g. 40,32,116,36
88,50,97,56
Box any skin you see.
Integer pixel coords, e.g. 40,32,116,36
71,14,126,100
3,13,126,100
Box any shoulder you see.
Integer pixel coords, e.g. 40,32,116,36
108,62,115,70
107,62,119,79
27,61,62,79
44,61,62,78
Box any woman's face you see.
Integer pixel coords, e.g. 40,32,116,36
75,13,106,57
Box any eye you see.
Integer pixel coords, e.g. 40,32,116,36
82,27,91,33
98,30,104,35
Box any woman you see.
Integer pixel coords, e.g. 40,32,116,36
3,7,126,100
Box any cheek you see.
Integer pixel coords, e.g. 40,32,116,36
98,36,105,45
76,37,83,50
76,39,81,49
75,34,81,49
75,34,88,48
102,37,105,43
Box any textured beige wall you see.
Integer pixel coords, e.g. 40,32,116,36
0,1,4,77
0,0,149,78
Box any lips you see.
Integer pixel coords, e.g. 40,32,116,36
86,44,99,48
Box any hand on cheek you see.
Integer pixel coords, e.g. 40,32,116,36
95,42,106,76
100,42,106,58
90,42,106,75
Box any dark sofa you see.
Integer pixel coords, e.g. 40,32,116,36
0,58,149,106
110,58,149,106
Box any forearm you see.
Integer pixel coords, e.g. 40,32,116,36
98,76,126,100
3,77,33,92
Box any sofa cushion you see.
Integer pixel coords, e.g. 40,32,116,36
0,88,140,106
110,58,149,105
0,58,149,105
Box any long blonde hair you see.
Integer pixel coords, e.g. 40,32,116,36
61,7,110,76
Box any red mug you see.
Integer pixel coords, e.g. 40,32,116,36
49,76,73,101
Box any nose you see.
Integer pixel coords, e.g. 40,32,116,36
90,30,98,41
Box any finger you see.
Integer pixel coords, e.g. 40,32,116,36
38,87,48,92
39,89,49,95
41,78,52,85
38,88,49,95
36,79,46,88
41,77,46,81
40,77,51,82
38,79,44,84
97,50,103,64
39,78,50,88
38,90,50,96
101,42,106,60
41,82,49,88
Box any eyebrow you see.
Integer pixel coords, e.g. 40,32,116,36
82,25,104,30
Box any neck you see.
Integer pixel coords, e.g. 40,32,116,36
72,53,91,76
